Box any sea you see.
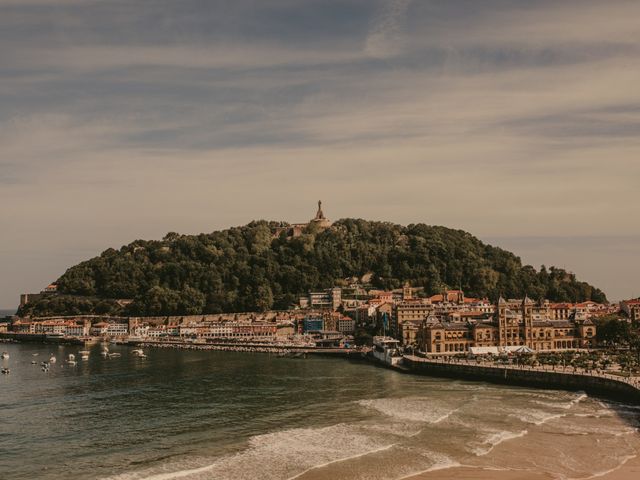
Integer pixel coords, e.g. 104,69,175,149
1,342,639,480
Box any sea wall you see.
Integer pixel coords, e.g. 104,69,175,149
403,356,640,404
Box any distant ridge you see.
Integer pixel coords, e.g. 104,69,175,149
18,216,607,317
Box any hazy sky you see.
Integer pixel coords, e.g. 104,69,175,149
1,0,639,309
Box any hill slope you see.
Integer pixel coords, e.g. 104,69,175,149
18,219,607,317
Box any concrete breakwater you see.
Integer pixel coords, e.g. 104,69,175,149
403,355,640,404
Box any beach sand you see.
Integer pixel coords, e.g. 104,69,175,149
410,454,640,480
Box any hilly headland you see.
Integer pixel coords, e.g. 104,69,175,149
17,204,606,318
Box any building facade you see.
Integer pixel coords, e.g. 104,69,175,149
418,297,597,354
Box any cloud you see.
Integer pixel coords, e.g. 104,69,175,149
364,0,412,57
1,0,640,306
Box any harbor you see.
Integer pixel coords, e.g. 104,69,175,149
4,330,640,406
1,341,639,480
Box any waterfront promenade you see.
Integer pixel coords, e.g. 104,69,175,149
135,339,366,358
403,354,640,403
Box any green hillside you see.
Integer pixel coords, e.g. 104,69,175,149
18,219,607,317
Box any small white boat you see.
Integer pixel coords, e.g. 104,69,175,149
371,336,404,367
1,367,10,374
68,360,77,366
49,355,57,364
131,349,145,357
1,352,9,360
31,360,37,365
68,353,76,361
107,353,121,358
32,353,39,356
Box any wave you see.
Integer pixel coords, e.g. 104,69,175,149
533,392,588,410
470,429,529,456
508,409,567,426
573,410,614,419
577,454,637,480
285,442,396,480
357,397,463,424
103,423,397,480
360,422,423,438
397,455,462,480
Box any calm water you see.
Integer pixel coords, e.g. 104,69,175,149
1,342,639,480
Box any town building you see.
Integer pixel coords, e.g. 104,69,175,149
106,323,129,337
90,322,110,336
417,296,597,354
392,299,433,336
19,283,58,309
302,315,324,333
301,287,342,311
621,298,640,321
336,316,356,334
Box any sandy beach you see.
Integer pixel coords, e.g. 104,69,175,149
411,445,640,480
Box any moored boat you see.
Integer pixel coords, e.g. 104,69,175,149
1,351,9,360
371,336,403,367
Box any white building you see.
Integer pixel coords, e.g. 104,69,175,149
106,323,129,337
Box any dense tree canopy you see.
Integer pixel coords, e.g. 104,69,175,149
18,219,607,317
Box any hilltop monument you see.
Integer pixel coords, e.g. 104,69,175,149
273,201,333,238
310,200,332,229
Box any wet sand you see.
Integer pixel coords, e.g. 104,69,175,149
411,446,640,480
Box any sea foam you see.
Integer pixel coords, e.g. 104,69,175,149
470,429,529,456
357,396,462,424
104,422,397,480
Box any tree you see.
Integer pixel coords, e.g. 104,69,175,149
23,219,608,316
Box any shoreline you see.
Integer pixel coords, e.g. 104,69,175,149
4,341,640,480
407,454,640,480
402,355,640,405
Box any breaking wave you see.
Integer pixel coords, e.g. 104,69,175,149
470,429,529,456
357,397,463,424
104,423,398,480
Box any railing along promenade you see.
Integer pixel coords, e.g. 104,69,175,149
402,354,640,403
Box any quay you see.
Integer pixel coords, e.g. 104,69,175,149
402,354,640,404
132,339,367,359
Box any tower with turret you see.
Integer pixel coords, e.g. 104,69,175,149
522,295,534,348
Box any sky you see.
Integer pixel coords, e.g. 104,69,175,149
1,0,639,309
